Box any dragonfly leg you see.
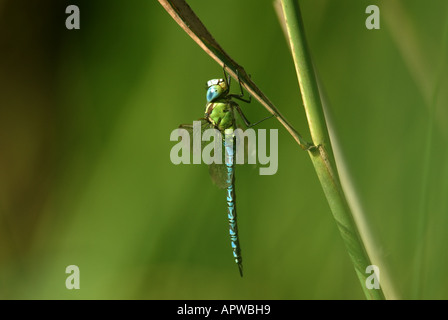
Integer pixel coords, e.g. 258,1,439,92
222,65,232,90
234,103,274,128
229,70,251,104
223,66,252,104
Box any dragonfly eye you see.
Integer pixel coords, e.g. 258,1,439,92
206,78,228,102
206,85,223,102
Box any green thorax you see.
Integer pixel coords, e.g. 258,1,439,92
205,99,236,132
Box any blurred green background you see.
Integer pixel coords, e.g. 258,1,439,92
1,0,447,299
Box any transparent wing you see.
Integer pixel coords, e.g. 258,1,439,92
208,162,229,189
179,119,229,189
232,120,258,171
179,119,211,156
208,131,230,190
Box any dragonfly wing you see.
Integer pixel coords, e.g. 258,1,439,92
209,133,234,189
179,119,212,156
233,123,263,173
208,162,230,189
179,119,229,188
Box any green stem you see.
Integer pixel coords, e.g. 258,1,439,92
280,0,386,300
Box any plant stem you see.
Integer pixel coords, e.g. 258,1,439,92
280,0,386,300
158,0,312,150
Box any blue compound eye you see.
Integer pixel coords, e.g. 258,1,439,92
206,85,222,102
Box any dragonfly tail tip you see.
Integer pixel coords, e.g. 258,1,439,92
238,264,243,277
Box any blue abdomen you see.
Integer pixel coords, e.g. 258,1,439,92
224,135,243,277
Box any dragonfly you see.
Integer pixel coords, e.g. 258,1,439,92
179,68,272,277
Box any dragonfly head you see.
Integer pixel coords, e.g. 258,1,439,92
206,78,228,102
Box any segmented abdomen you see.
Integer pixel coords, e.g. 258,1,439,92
224,134,243,277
